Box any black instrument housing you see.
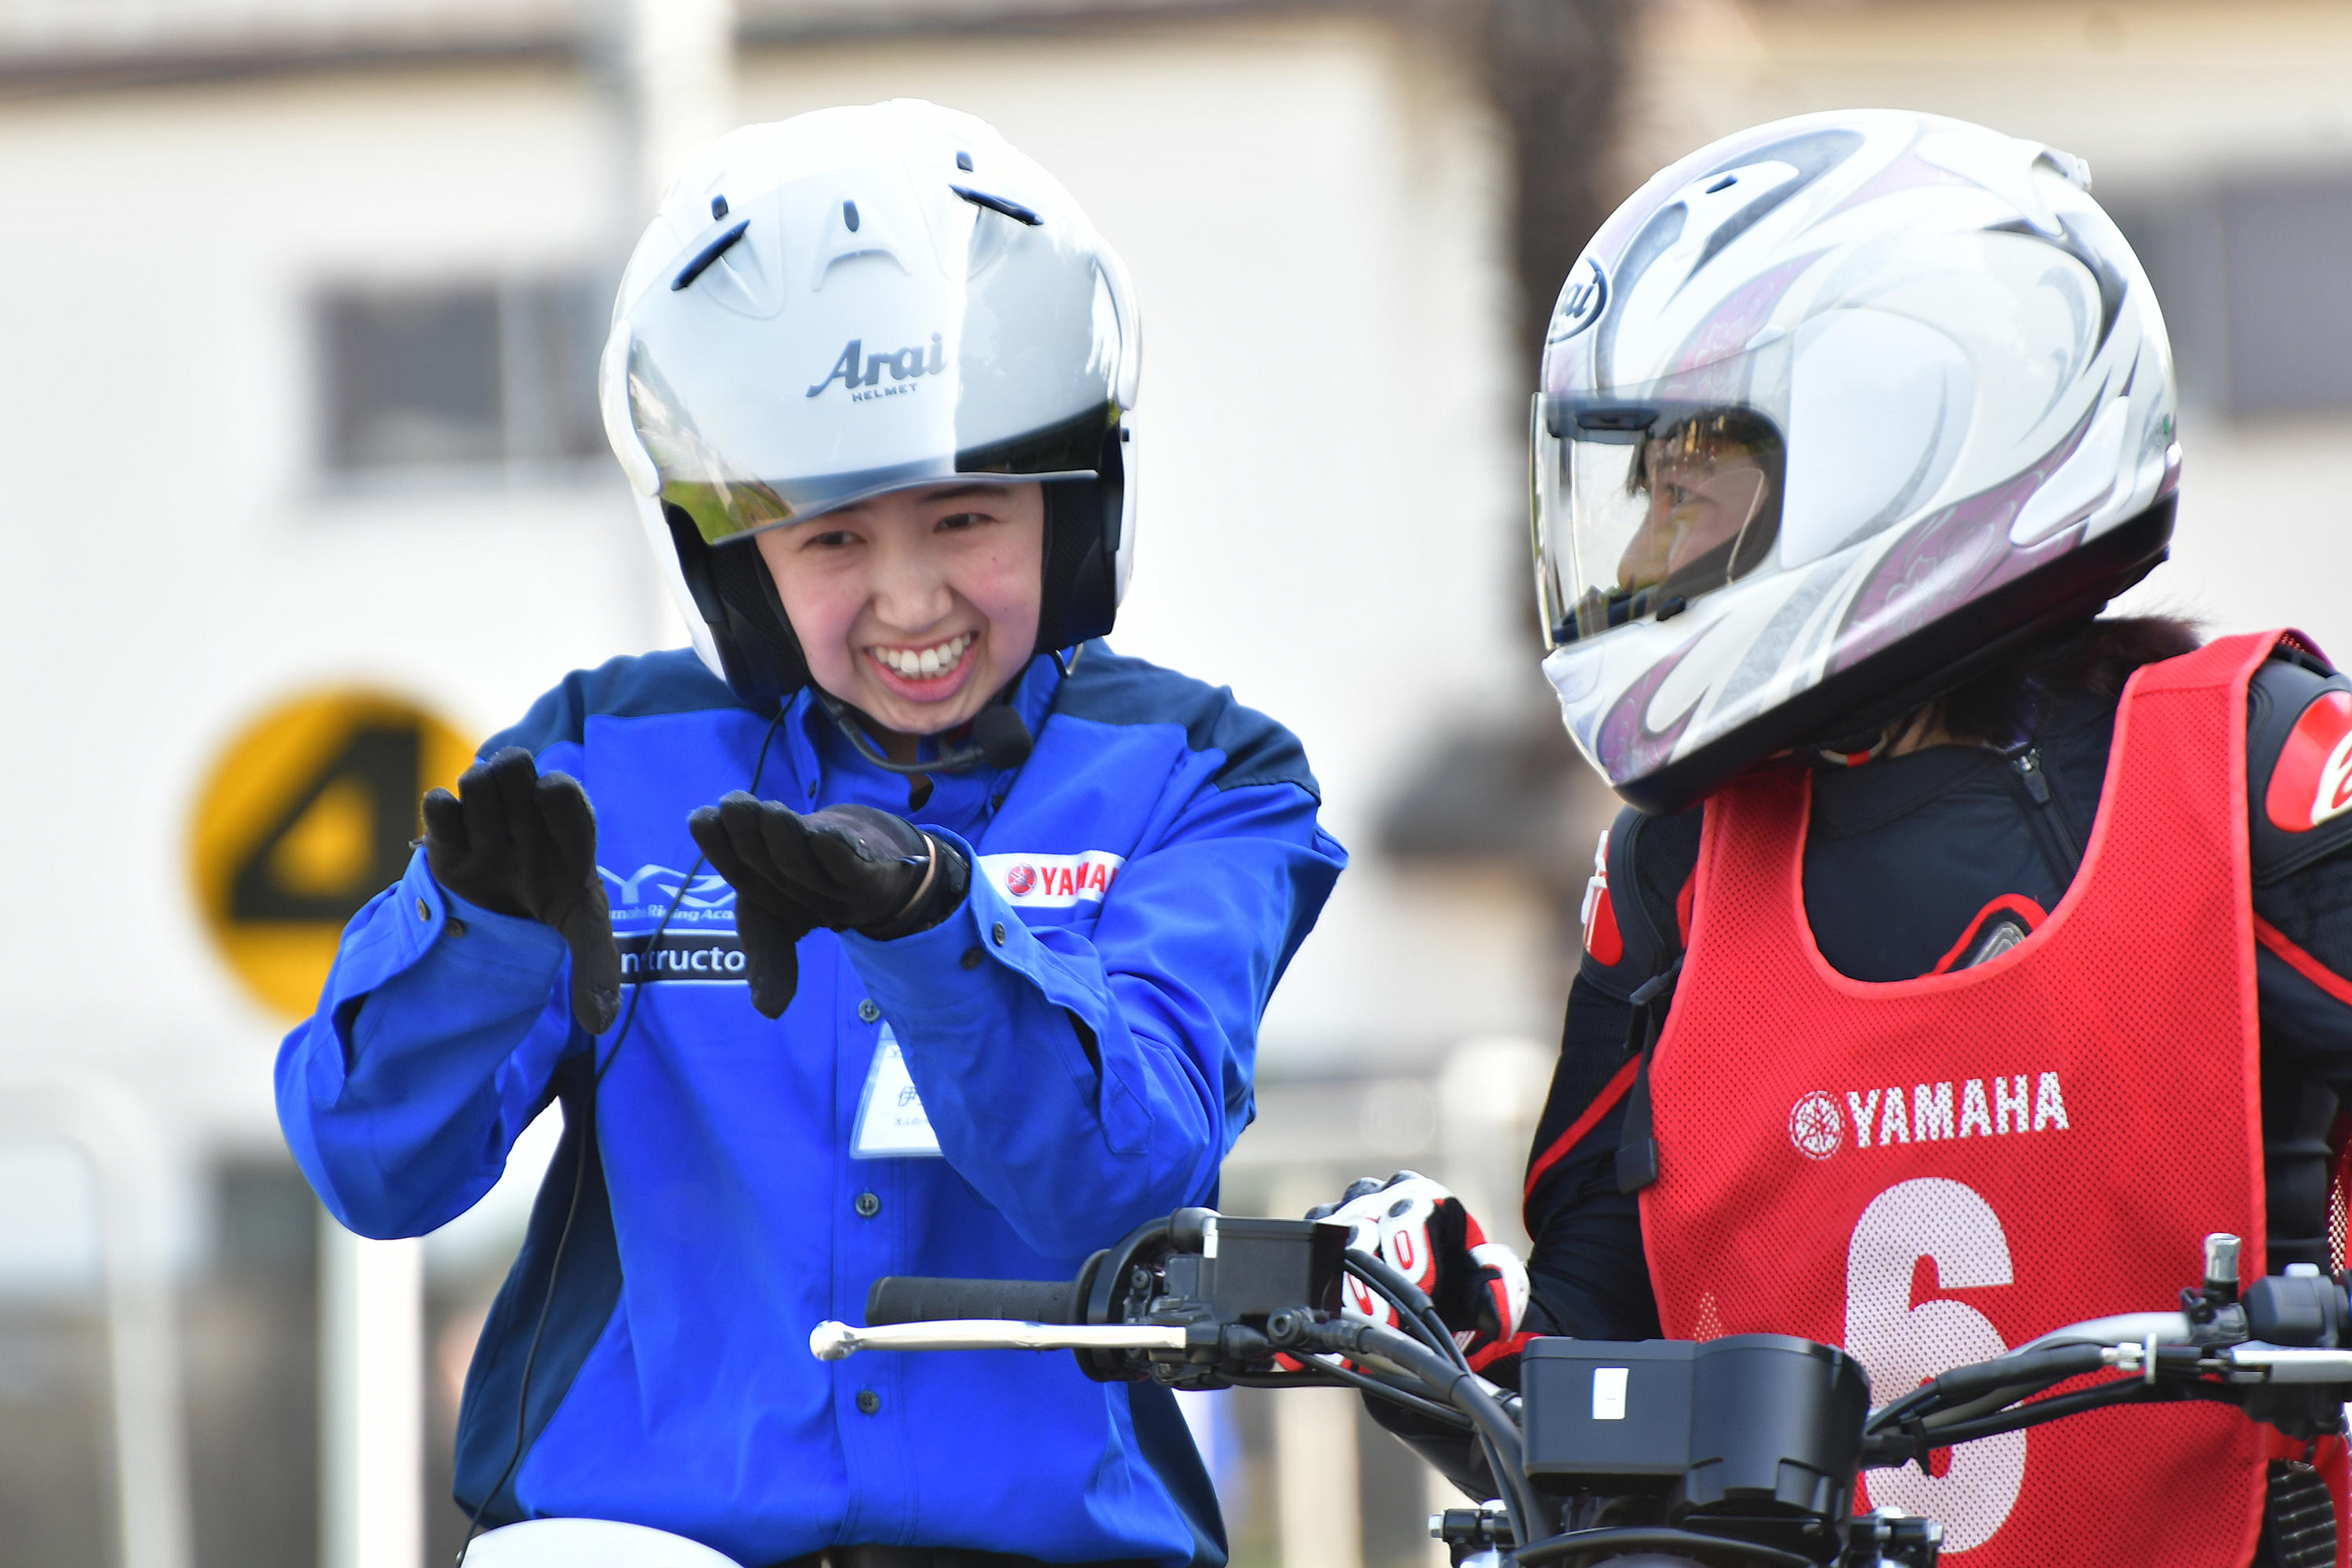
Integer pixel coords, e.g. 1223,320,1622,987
1523,1334,1870,1552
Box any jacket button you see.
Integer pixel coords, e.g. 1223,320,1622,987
991,922,1007,946
854,1191,880,1218
445,918,467,938
857,999,881,1023
856,1389,881,1415
416,898,431,922
960,947,984,970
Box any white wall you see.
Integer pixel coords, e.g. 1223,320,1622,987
1613,0,2352,650
0,9,1542,1238
0,65,648,1195
1613,0,2352,191
735,20,1544,1070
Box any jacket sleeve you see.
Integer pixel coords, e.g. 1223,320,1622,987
841,780,1346,1262
1520,977,1662,1341
1517,806,1693,1342
274,847,583,1239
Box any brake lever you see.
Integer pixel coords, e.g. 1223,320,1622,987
810,1319,1188,1360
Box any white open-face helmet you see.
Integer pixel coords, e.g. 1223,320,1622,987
601,100,1142,713
1534,109,2178,814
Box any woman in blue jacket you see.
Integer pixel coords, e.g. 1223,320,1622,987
274,100,1346,1568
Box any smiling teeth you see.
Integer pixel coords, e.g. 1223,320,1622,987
873,633,973,679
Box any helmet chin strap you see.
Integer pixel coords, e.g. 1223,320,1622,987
808,684,1033,776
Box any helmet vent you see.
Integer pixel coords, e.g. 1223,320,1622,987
710,194,728,220
672,219,750,292
1706,175,1737,194
955,151,974,172
843,199,860,232
951,184,1042,227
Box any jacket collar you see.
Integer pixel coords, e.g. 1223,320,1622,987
775,650,1069,807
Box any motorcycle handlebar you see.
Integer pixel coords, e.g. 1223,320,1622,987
816,1225,2352,1568
866,1276,1081,1327
810,1319,1186,1360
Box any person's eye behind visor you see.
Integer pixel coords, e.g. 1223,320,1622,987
1533,398,1787,650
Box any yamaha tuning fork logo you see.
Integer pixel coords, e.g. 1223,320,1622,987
1788,1075,2074,1160
1788,1091,1842,1160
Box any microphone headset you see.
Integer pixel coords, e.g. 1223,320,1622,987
456,664,1044,1559
811,686,1034,776
454,713,786,1562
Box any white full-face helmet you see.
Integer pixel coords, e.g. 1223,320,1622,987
1534,109,2179,814
601,100,1142,714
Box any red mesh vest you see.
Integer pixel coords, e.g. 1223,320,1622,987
1641,631,2329,1566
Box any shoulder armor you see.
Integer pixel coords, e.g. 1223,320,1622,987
1052,641,1319,798
2247,645,2352,885
1579,803,1700,1000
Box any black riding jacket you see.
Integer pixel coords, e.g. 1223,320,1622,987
1524,643,2352,1344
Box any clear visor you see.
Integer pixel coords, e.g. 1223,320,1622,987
1532,396,1788,649
632,334,1115,543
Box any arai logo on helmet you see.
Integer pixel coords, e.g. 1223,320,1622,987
1547,257,1609,343
807,335,948,401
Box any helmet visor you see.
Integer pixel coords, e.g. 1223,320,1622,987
1533,395,1787,649
613,155,1129,546
630,332,1116,543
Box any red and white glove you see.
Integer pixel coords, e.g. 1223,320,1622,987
1308,1171,1531,1375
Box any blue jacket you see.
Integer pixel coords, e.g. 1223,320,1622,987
275,644,1345,1566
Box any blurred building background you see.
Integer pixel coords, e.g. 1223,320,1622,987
0,1,2347,1565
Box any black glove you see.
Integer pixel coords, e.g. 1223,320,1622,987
420,747,622,1035
687,793,971,1019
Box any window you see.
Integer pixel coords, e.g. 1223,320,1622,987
2214,179,2352,417
318,275,606,478
2114,175,2352,418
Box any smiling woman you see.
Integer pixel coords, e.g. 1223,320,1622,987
753,481,1044,756
274,99,1348,1568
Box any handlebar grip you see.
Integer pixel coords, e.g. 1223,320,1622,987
866,1276,1081,1327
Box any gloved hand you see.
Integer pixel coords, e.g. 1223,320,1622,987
420,746,622,1035
687,793,971,1019
1309,1171,1531,1374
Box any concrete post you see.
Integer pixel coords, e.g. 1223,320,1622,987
0,1069,191,1568
321,1221,423,1568
622,0,738,212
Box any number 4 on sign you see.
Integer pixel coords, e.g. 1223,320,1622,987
189,689,473,1022
1845,1178,2024,1553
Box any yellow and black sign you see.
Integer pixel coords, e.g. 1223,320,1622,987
191,690,474,1022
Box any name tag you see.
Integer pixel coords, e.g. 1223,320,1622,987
851,1026,941,1160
